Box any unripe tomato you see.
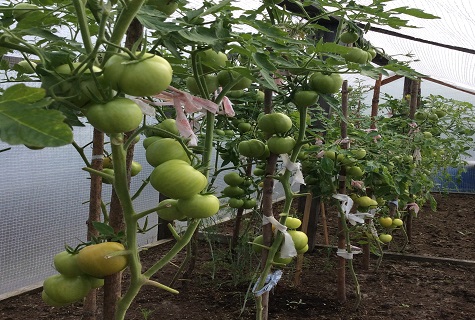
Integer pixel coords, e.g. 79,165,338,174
176,194,220,218
292,90,319,108
344,47,369,64
156,199,186,221
145,138,190,167
252,235,264,253
77,242,128,278
267,136,296,154
146,119,180,137
347,166,364,178
104,53,172,96
42,290,68,307
53,251,84,277
150,160,208,199
13,3,40,21
285,217,302,229
84,98,143,134
355,196,378,208
238,139,266,158
228,198,244,208
379,216,393,228
186,75,219,95
237,122,252,133
309,72,343,94
379,234,393,243
217,70,252,90
297,244,309,254
340,31,359,44
223,172,244,186
143,136,162,149
222,186,245,198
351,148,367,159
147,0,178,15
197,49,228,72
258,113,292,134
392,218,404,227
130,161,142,176
242,198,257,209
288,230,308,251
15,60,37,74
43,274,91,304
274,252,293,265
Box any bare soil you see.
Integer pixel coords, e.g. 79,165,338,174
1,192,474,320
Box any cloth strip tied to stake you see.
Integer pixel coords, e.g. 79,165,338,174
252,270,283,297
262,215,297,258
280,154,305,186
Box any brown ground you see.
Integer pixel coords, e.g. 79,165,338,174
1,192,474,320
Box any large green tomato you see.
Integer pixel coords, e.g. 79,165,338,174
257,113,292,134
223,172,244,186
344,47,370,64
238,139,266,158
150,160,208,199
222,186,245,198
84,98,143,134
340,31,359,44
217,70,252,90
292,90,319,108
104,52,173,96
156,199,186,221
176,194,220,219
197,49,228,72
77,242,128,278
145,138,190,167
147,0,178,15
267,136,296,154
288,230,308,251
186,75,219,95
42,274,91,305
146,118,179,137
309,72,343,94
130,161,142,176
53,251,84,277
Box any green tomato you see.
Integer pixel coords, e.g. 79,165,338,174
285,217,302,229
217,70,252,90
77,242,128,278
292,90,319,108
43,274,91,304
340,31,359,44
143,136,162,149
42,290,69,307
223,172,244,186
53,251,84,277
355,196,378,208
344,47,369,64
379,234,393,243
379,217,393,228
351,148,367,159
273,252,293,265
309,72,343,94
130,161,142,176
186,75,219,95
84,98,143,134
147,0,178,15
288,230,308,251
226,90,245,99
228,198,244,208
238,139,266,158
242,198,257,209
222,186,245,198
176,194,220,219
267,136,296,155
197,49,228,72
150,160,208,199
13,3,39,21
347,166,364,178
392,218,404,227
252,235,264,253
145,138,190,167
257,113,292,134
15,60,37,74
237,122,252,133
157,199,186,221
104,52,173,96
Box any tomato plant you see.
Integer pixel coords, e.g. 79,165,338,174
146,0,178,15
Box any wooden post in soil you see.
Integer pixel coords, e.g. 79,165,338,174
257,88,277,320
103,19,143,320
405,79,420,243
362,74,382,270
337,80,349,303
83,129,104,320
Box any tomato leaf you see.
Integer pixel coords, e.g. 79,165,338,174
92,222,115,237
0,84,73,147
390,7,440,20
